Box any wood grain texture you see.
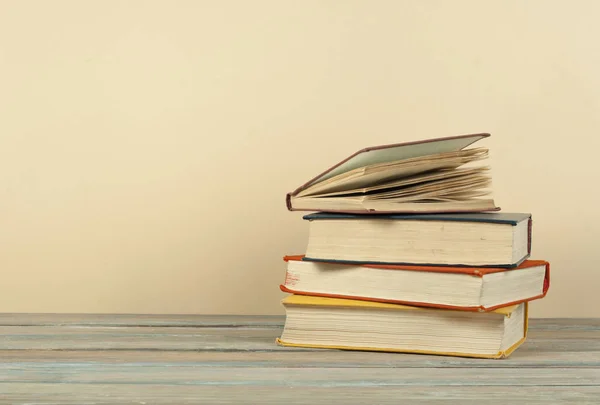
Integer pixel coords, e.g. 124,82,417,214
1,315,596,329
0,326,295,351
2,385,599,405
2,325,600,352
1,349,600,368
0,314,283,327
0,316,598,404
2,364,600,385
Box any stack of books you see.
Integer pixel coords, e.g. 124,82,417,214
276,133,550,359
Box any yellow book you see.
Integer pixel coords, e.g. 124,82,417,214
276,295,528,359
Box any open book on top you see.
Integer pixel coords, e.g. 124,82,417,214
286,133,499,214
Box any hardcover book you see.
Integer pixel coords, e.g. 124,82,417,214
277,295,528,359
286,133,499,214
302,212,532,267
281,255,550,312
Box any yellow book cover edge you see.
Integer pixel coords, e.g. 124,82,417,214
281,294,520,316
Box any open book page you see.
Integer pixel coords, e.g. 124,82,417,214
296,148,488,197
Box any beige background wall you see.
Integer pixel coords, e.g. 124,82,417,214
1,1,598,317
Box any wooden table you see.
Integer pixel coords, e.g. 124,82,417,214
0,315,599,404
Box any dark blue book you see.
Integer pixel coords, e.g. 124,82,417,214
302,212,532,268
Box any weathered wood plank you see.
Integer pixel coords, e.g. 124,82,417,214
2,325,600,352
1,315,599,330
1,349,600,368
0,314,283,327
0,326,289,351
2,325,597,339
528,319,600,330
1,385,599,405
1,385,598,405
0,327,298,352
1,365,599,386
0,325,281,336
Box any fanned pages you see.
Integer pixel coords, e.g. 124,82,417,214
286,133,499,214
314,166,490,198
